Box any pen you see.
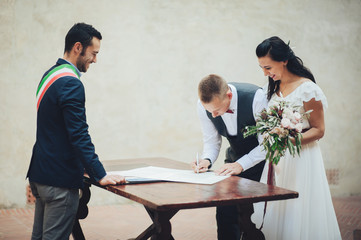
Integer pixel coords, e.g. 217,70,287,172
196,152,199,174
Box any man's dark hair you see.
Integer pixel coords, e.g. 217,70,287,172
64,23,102,54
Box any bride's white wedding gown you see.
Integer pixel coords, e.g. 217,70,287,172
252,81,341,240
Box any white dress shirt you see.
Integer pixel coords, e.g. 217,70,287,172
197,84,267,171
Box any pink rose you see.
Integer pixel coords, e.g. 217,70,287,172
279,128,289,138
270,127,282,135
293,112,301,121
281,118,291,128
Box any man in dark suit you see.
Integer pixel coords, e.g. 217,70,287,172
191,74,267,240
27,23,125,240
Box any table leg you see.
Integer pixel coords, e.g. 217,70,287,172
72,182,91,240
135,206,178,240
237,203,265,240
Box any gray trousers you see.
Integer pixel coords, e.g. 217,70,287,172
29,182,79,240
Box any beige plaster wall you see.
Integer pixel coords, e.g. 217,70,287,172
0,0,360,207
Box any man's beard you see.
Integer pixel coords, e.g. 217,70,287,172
76,56,87,73
76,49,88,72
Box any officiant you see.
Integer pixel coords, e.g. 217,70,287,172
191,74,267,240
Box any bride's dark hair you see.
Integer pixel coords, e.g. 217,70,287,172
256,36,316,100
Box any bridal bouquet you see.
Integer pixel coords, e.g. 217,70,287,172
243,100,312,165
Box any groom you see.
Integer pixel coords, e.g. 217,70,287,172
192,74,267,240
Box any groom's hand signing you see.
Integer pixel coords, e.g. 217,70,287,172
191,159,210,173
215,162,243,176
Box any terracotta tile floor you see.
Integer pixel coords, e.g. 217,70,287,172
0,196,360,240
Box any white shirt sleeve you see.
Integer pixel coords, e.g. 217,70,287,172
236,89,268,171
197,100,221,165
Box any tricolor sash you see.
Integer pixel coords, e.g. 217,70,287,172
36,64,79,110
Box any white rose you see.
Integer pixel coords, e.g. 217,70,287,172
282,108,293,119
295,123,303,133
281,118,291,128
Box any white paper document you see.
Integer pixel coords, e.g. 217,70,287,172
108,166,229,185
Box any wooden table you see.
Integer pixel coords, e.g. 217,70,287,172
72,158,298,240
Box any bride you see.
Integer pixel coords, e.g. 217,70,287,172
252,36,341,240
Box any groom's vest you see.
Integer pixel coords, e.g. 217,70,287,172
206,82,265,180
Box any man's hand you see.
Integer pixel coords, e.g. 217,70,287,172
191,159,211,173
214,162,243,176
98,174,125,186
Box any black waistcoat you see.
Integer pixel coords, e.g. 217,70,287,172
206,82,265,181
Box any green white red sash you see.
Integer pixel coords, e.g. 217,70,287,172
36,64,79,110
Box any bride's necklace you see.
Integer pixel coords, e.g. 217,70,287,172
279,81,289,97
279,78,298,97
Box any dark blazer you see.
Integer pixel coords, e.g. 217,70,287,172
27,58,106,189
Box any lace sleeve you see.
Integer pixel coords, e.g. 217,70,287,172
296,81,328,111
